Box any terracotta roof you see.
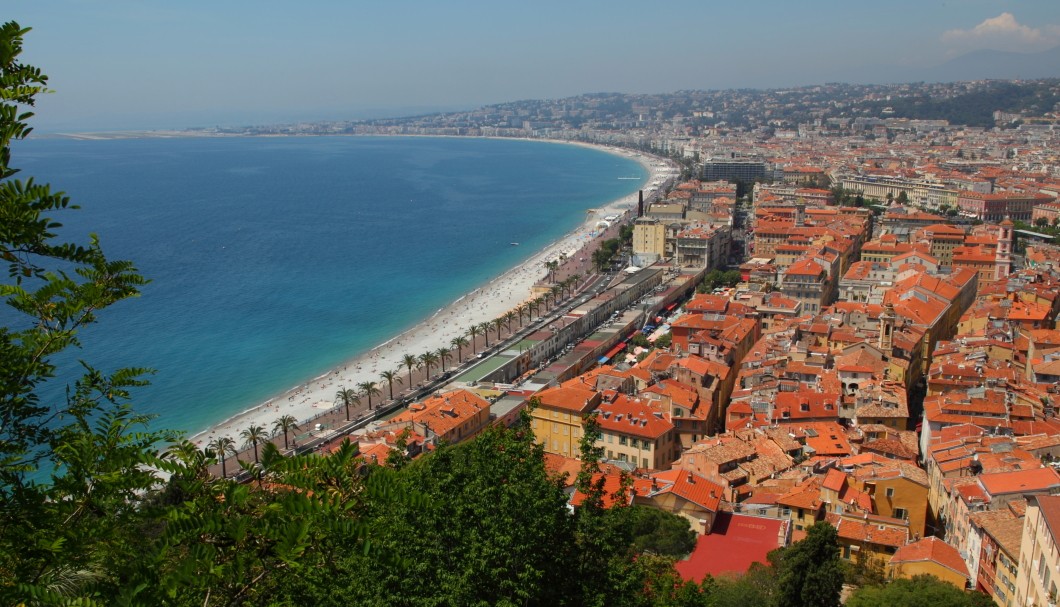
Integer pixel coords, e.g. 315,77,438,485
650,469,724,512
979,467,1060,497
890,537,968,579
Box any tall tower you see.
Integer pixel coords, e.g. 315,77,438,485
794,201,806,228
995,217,1014,280
878,303,896,355
638,190,644,218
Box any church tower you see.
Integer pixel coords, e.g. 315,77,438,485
995,217,1013,281
878,303,896,354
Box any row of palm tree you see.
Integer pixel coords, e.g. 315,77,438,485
207,413,302,478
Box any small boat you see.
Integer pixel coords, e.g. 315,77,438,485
510,242,519,246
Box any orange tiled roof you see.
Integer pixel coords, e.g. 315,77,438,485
890,537,968,578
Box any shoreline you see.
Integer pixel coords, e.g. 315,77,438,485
188,138,675,448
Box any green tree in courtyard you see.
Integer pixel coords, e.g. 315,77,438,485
628,505,697,557
272,414,300,450
846,574,995,607
379,368,402,400
334,386,360,421
772,520,843,607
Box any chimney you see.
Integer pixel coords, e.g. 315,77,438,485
638,190,644,217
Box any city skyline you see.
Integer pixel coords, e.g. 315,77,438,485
9,0,1060,132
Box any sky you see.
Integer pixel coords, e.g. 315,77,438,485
8,0,1060,132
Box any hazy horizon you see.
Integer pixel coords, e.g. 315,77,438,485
9,1,1060,132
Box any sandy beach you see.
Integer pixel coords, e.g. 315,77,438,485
190,141,674,450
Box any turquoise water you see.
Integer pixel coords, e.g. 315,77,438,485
12,136,647,435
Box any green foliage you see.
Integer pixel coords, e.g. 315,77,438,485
628,506,697,557
772,521,843,607
846,574,995,607
696,268,741,293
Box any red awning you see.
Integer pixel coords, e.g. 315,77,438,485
604,343,626,359
665,302,678,311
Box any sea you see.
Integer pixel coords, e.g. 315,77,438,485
11,135,648,437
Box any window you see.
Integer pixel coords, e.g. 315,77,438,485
893,507,908,520
619,436,628,446
643,458,649,469
885,487,895,498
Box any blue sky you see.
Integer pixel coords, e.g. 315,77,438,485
8,0,1060,131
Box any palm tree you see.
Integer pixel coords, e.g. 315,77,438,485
335,387,360,421
436,347,453,374
504,310,516,334
543,291,554,309
550,285,563,305
516,303,528,328
479,321,492,348
528,298,541,318
272,415,300,450
451,335,469,363
358,381,382,410
492,318,505,342
569,273,582,294
419,350,439,380
402,353,418,387
559,277,571,297
240,423,268,464
380,369,403,401
207,436,236,479
467,325,481,354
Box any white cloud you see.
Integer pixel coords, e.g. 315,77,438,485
942,13,1060,53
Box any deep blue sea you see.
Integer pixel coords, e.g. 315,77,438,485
11,136,647,436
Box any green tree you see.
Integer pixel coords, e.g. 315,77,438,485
450,334,469,363
435,346,452,374
335,386,360,421
846,574,995,607
478,321,492,348
0,24,176,605
467,324,481,354
402,352,418,386
208,435,237,478
357,380,381,410
628,505,698,557
272,414,300,450
504,309,517,334
419,350,439,380
240,423,268,464
772,520,843,607
380,368,402,401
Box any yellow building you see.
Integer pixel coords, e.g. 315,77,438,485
529,385,599,457
851,463,930,539
888,537,970,589
1015,495,1060,607
633,217,667,262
